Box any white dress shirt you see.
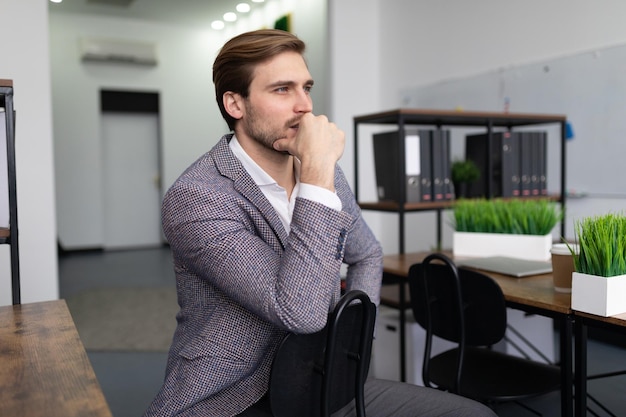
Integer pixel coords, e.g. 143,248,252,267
229,135,342,234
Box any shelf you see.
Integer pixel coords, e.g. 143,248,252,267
359,194,561,213
353,108,567,254
353,108,566,127
355,108,567,385
359,200,454,212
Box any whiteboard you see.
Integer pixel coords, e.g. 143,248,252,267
404,43,626,196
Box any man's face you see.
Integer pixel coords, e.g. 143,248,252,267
240,51,314,151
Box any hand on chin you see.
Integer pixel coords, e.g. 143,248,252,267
272,133,296,155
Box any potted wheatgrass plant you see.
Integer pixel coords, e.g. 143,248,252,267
570,212,626,317
451,198,563,261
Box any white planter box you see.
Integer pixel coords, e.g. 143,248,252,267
572,272,626,317
452,232,552,261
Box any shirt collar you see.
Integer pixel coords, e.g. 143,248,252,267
229,135,276,186
229,135,300,186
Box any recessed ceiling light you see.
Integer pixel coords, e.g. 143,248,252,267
251,0,264,3
236,3,251,13
49,0,63,3
211,20,225,30
223,12,237,22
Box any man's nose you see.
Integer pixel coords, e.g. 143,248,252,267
294,90,313,113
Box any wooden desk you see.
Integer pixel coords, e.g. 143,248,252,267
382,251,574,417
0,300,113,417
383,251,571,313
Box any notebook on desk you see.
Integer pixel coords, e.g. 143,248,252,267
457,256,552,278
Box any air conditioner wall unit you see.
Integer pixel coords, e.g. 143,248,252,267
79,37,158,66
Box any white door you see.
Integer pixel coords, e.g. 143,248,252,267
102,112,162,249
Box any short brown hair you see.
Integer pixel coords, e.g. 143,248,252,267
213,29,306,130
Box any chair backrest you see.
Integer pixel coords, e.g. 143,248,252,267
408,253,507,390
268,290,376,417
409,253,507,346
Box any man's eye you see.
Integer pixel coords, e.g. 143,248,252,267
304,86,313,93
276,87,288,92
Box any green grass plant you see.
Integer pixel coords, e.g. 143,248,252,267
452,198,562,235
451,159,480,184
571,213,626,277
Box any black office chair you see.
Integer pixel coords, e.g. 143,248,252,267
268,290,375,417
408,253,561,415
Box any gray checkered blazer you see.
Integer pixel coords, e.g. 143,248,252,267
143,134,382,417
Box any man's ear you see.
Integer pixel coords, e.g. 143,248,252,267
223,92,243,121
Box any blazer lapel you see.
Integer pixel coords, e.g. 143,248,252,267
212,135,289,248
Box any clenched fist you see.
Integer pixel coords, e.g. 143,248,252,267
273,113,345,191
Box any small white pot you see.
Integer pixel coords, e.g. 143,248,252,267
452,232,552,261
572,272,626,317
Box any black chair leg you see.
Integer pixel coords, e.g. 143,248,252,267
586,392,617,417
512,400,543,416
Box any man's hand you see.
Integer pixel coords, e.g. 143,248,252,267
273,113,345,191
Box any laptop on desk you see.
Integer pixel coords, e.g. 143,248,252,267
456,256,553,278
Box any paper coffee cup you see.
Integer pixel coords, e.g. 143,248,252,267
550,243,578,293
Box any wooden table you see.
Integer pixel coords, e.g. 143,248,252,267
0,300,113,417
382,251,574,417
383,251,571,312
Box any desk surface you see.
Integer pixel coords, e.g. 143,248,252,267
575,310,626,327
383,251,572,316
0,300,113,417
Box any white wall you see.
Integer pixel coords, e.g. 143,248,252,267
378,0,626,108
50,0,327,250
329,0,383,238
0,0,58,305
330,0,626,254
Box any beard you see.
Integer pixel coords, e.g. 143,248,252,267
242,100,300,153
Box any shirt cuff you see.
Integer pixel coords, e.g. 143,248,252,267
299,183,342,211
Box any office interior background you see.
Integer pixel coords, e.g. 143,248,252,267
2,0,626,308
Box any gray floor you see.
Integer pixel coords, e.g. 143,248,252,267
59,246,626,417
59,247,173,417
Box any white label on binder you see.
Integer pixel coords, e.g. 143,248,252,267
405,134,420,175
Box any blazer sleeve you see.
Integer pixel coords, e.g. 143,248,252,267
334,165,383,306
162,172,355,335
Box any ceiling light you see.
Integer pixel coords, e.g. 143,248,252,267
223,12,237,22
211,20,225,30
251,0,264,3
49,0,63,3
236,3,251,13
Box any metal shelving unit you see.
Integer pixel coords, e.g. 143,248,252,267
354,108,567,253
354,108,567,382
1,79,20,304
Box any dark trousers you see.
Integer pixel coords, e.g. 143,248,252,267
236,379,497,417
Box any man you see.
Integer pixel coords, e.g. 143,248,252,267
144,29,496,417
